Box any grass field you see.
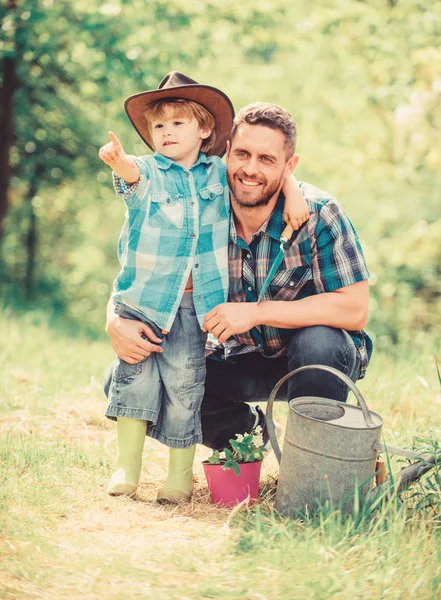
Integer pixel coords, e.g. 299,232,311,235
1,308,440,599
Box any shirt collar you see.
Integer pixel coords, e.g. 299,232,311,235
153,151,212,171
230,193,286,246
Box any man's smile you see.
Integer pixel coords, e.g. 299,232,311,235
236,172,265,189
239,179,262,187
228,161,282,208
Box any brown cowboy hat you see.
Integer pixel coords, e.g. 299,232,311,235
124,71,235,157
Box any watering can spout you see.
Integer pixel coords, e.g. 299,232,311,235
373,441,423,459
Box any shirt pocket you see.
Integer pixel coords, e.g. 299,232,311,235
149,190,184,229
270,266,312,300
199,183,226,226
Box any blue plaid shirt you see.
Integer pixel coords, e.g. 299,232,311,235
112,152,229,332
213,182,373,379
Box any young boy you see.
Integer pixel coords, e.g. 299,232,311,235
99,72,308,503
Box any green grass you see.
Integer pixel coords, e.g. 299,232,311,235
1,310,441,599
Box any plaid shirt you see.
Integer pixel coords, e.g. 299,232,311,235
210,182,373,379
112,152,229,332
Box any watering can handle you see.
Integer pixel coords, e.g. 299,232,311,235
265,364,375,464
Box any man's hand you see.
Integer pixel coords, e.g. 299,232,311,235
98,132,140,183
202,303,260,344
106,312,163,364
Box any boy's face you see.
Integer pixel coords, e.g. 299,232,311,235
150,105,211,167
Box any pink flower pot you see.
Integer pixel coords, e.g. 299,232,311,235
203,460,263,508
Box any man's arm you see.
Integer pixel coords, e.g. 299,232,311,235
258,280,368,329
203,280,369,345
106,298,163,363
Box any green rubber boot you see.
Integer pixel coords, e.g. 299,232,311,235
157,445,196,504
107,417,147,496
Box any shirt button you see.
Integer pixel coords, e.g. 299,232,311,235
289,281,294,286
191,201,195,206
248,286,252,291
185,172,190,177
198,295,202,300
195,263,199,268
191,233,196,238
167,198,171,203
247,254,251,259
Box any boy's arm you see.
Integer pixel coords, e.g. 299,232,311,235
282,175,309,230
99,132,140,184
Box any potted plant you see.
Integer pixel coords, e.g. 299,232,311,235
203,427,267,507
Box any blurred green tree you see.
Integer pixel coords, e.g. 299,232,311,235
0,0,440,346
0,0,288,299
1,0,141,294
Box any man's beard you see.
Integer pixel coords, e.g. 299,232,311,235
227,171,284,209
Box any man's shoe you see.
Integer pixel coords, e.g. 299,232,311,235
254,405,269,447
254,405,283,455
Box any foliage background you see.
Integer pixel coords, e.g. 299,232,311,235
1,0,441,350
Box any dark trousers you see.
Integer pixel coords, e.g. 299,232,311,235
201,326,361,450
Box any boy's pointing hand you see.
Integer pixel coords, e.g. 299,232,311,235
98,131,140,184
99,132,128,165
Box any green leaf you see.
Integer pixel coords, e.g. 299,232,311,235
222,460,235,471
236,443,249,456
436,361,441,387
230,440,242,453
207,450,221,464
232,461,241,476
224,448,235,461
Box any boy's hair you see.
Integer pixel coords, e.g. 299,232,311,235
230,102,297,156
144,98,216,153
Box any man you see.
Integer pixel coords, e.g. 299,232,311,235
106,102,372,451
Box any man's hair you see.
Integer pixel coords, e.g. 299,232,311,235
230,102,297,155
144,98,216,152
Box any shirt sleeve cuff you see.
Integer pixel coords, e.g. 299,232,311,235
112,157,150,204
112,172,141,198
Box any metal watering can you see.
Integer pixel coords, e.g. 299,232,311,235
265,365,384,516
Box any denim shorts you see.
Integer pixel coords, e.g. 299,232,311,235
104,293,207,448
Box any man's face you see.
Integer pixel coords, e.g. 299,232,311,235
226,123,298,208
